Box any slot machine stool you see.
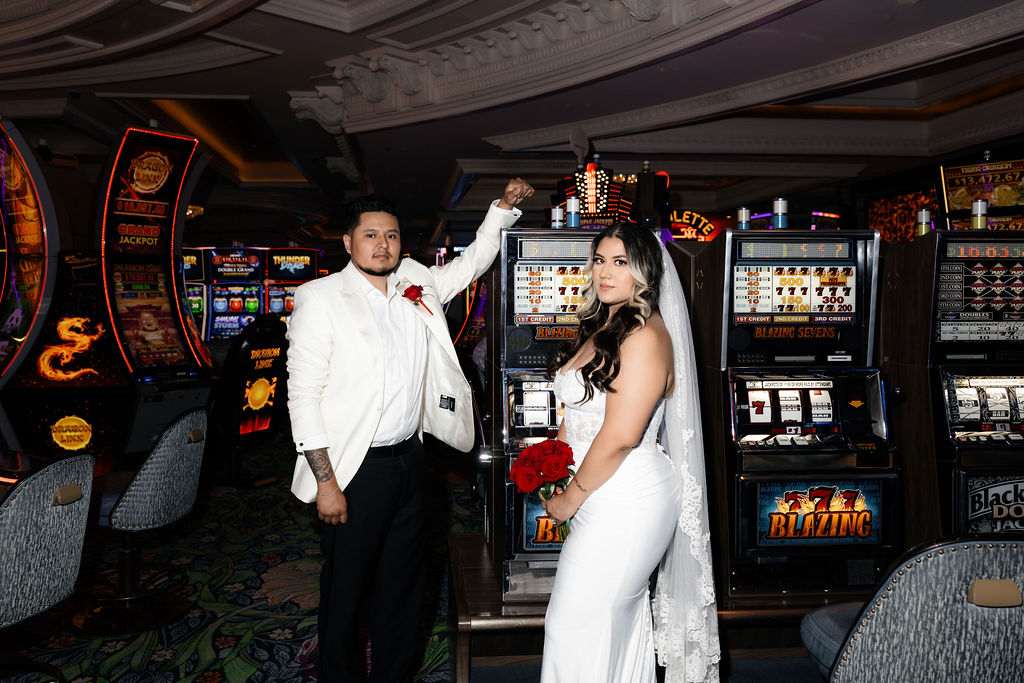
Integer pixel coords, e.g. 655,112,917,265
800,535,1024,681
74,409,207,636
0,454,95,682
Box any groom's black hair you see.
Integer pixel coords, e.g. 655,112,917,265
342,194,400,235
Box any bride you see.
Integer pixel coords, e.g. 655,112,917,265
540,223,720,682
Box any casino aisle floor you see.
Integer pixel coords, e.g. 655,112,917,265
1,428,482,682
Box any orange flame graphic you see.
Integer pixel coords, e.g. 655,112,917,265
37,317,103,381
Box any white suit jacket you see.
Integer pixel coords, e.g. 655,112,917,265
286,201,521,503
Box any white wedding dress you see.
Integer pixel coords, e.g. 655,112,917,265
541,367,680,683
540,244,719,683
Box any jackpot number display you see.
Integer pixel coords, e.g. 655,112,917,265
733,265,856,314
946,242,1024,260
514,263,587,315
739,241,851,259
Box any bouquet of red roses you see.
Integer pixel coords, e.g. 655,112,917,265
509,439,575,539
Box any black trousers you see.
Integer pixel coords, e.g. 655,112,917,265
317,437,426,683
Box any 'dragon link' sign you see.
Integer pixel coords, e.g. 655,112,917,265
757,479,884,546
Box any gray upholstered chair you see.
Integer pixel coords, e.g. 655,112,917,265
0,454,95,680
801,535,1024,681
77,408,207,635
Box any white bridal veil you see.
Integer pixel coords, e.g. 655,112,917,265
653,240,721,682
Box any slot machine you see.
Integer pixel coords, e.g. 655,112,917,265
690,230,900,608
2,127,213,472
881,231,1024,538
182,246,208,337
206,247,264,341
264,247,319,325
0,119,60,463
489,228,594,601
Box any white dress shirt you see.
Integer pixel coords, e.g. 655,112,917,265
359,272,428,446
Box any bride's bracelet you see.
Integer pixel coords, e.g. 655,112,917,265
573,477,590,494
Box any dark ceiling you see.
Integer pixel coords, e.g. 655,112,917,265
2,0,1024,262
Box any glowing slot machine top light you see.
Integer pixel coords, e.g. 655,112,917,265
559,155,632,227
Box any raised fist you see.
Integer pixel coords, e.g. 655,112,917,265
498,177,534,210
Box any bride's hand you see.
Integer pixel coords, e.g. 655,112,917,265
539,485,563,503
541,487,574,526
539,486,561,522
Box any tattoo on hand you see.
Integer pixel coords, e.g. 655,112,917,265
303,448,333,482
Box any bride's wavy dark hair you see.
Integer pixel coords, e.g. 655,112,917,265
548,223,664,402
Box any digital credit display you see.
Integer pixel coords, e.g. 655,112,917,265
739,241,850,259
518,239,592,260
945,242,1024,260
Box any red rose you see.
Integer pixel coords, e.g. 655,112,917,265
401,284,433,315
539,452,570,481
517,440,574,486
510,458,541,492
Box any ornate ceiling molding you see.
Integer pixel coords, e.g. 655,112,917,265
289,0,809,134
504,89,1024,172
0,0,262,79
484,1,1024,152
257,0,432,33
0,40,274,91
0,0,122,42
927,88,1024,156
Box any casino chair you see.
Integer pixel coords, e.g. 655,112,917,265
74,408,207,636
0,454,95,682
800,535,1024,681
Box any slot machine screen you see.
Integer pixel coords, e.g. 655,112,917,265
209,283,261,339
730,369,889,467
725,233,876,367
112,263,191,370
209,248,262,281
182,248,205,281
266,248,317,281
934,240,1024,346
186,282,205,320
508,377,559,431
740,475,897,552
503,235,592,368
732,374,841,449
266,283,297,320
940,372,1024,444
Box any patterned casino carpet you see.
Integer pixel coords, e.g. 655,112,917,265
2,430,486,682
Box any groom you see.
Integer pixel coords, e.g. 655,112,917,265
286,178,533,682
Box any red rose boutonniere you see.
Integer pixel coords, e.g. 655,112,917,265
401,284,433,315
509,439,575,540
